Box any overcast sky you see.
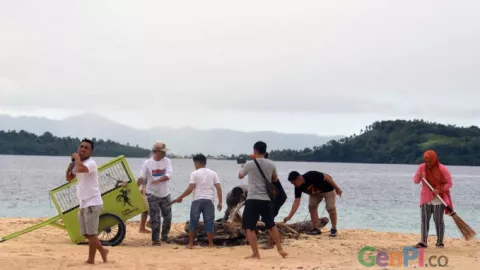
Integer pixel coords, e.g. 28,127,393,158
1,0,479,136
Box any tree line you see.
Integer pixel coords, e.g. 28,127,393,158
0,130,150,157
265,120,480,166
2,119,480,166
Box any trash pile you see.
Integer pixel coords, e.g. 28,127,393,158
172,202,329,247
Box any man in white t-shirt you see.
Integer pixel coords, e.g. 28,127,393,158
66,139,108,264
172,154,223,248
137,141,173,245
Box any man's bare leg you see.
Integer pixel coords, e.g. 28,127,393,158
207,232,215,248
93,235,109,263
265,236,274,249
86,236,96,264
268,227,288,258
329,209,337,229
310,209,319,229
85,235,109,264
266,232,284,249
139,211,151,233
187,231,195,249
245,229,260,259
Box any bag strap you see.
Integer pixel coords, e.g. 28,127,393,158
253,158,271,186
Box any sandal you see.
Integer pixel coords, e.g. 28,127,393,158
414,242,427,248
436,243,444,248
306,228,322,235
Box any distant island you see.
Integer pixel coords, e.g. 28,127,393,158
1,119,480,166
0,113,341,156
266,120,480,166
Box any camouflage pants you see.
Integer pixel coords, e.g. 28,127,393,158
147,194,172,242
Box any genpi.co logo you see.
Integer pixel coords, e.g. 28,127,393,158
358,245,448,268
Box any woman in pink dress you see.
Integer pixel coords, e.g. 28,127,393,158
413,150,453,248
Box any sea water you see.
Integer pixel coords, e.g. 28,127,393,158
0,155,478,239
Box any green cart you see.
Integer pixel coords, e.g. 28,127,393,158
0,155,147,246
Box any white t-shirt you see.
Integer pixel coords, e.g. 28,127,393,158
138,157,173,198
74,158,103,209
189,168,220,202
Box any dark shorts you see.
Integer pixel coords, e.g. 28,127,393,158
242,199,275,230
271,200,282,218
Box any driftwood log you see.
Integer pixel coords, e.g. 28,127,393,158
172,201,330,246
288,217,330,233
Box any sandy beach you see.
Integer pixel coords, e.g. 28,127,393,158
0,218,478,270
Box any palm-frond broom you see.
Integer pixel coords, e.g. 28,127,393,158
422,177,476,241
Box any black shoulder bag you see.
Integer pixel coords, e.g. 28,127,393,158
253,158,279,201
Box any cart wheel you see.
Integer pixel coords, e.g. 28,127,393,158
98,213,126,246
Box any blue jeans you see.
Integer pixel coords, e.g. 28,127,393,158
189,199,215,233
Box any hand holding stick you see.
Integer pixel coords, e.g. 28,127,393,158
421,177,476,241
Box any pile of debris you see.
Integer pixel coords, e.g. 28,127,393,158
172,201,329,247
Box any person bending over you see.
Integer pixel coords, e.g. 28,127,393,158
222,185,248,223
284,170,342,237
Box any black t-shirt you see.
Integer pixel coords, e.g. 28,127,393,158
294,171,334,198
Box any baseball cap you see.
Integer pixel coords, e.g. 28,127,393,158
152,141,168,152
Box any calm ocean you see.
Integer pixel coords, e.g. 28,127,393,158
0,155,478,239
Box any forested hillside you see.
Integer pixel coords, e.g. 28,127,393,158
0,130,150,157
268,120,480,165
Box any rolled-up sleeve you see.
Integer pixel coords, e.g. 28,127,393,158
138,161,148,186
85,160,98,173
138,161,148,179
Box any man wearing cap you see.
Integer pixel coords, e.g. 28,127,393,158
137,141,174,245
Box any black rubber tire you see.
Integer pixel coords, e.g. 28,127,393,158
98,213,126,246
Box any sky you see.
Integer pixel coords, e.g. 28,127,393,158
1,0,479,136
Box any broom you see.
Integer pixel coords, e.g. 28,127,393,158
422,177,476,241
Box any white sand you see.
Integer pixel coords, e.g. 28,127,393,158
0,218,478,269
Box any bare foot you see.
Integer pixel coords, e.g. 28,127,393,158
245,254,260,259
85,260,95,264
139,228,151,234
100,248,109,263
186,245,193,249
278,250,288,258
208,245,216,248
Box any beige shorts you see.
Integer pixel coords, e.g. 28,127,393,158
78,205,103,236
308,190,336,212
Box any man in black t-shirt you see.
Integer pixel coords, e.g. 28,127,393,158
283,171,342,237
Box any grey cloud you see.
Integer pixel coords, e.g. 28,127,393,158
1,0,480,131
